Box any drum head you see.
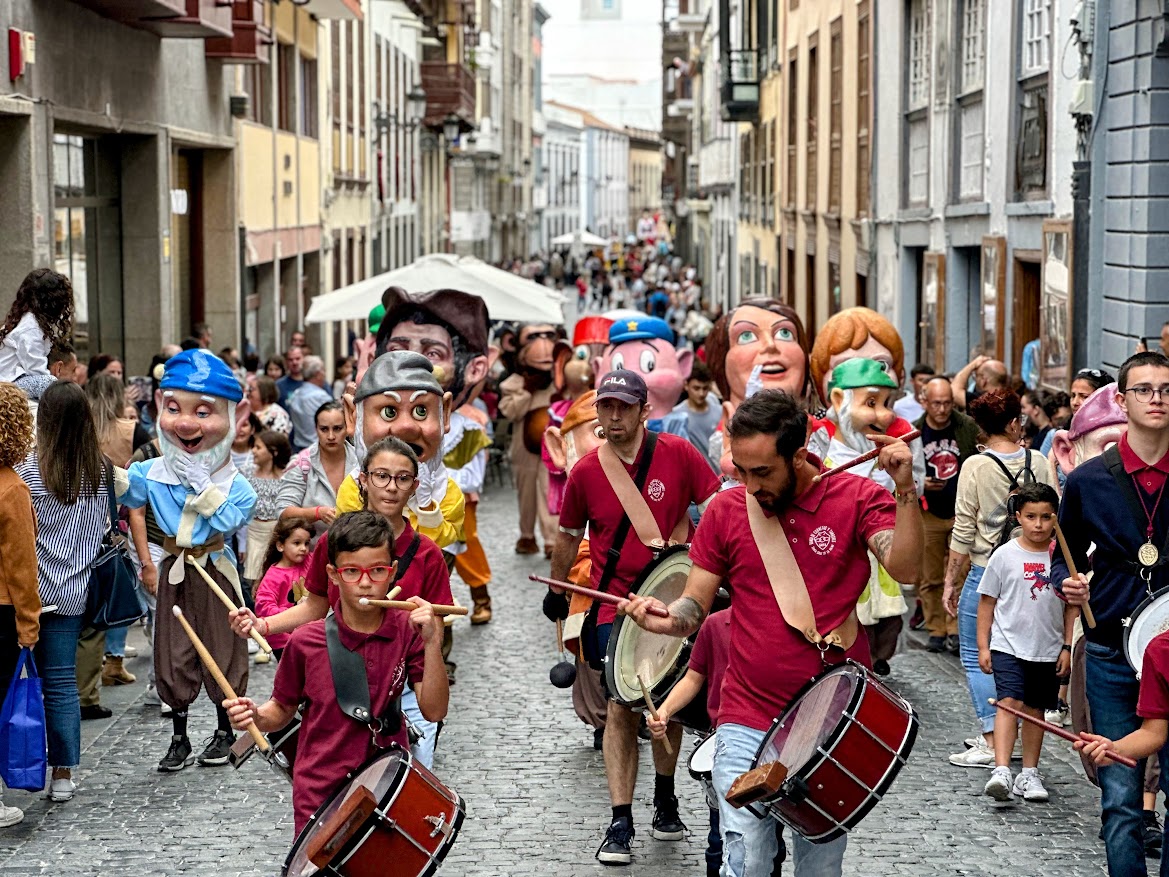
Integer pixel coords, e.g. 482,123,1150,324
1125,587,1169,677
607,545,693,706
284,748,409,877
689,732,717,776
755,664,861,776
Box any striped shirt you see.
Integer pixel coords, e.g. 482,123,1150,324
16,452,112,616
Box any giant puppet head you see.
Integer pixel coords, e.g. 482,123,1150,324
810,307,905,405
705,298,815,412
553,315,613,394
355,350,452,463
157,349,243,486
592,316,691,419
544,390,603,475
375,287,492,409
825,358,899,453
1051,382,1127,478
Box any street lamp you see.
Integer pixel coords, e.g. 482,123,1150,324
442,114,462,146
373,85,428,134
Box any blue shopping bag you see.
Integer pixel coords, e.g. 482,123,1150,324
0,648,47,792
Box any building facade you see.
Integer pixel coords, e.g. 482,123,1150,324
542,102,585,244
626,127,664,236
547,102,630,240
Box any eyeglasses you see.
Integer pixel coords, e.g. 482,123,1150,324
1125,385,1169,403
334,565,395,584
364,470,417,489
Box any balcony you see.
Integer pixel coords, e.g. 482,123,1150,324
136,0,233,38
420,61,476,131
721,49,760,123
67,0,186,23
293,0,361,19
206,1,272,63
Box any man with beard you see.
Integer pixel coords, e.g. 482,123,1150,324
622,390,921,877
553,370,720,865
117,349,257,771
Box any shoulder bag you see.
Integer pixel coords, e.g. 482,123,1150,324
86,459,147,631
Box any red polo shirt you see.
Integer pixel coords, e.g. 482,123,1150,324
689,474,897,732
1118,432,1169,495
688,608,731,724
1138,632,1169,719
272,610,425,834
559,432,720,624
304,519,453,609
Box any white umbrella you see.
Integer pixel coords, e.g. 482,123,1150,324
304,253,565,326
551,230,610,248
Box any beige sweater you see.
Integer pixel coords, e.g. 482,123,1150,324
950,449,1059,568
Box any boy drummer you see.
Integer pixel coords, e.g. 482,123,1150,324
223,511,448,834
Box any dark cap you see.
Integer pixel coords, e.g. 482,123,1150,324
379,287,490,355
355,350,444,403
596,369,648,405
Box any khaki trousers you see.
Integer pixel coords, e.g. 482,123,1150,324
513,446,557,545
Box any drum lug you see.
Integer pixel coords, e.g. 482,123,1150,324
782,775,809,804
426,812,453,839
1122,616,1133,628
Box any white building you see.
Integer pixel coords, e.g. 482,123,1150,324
543,103,585,244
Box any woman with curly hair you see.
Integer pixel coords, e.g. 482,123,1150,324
0,268,75,392
941,389,1059,768
0,383,40,826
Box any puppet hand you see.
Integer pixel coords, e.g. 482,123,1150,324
186,458,212,494
413,457,448,508
744,364,765,400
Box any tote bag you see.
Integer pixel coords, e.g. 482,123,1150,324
0,648,47,792
85,460,146,631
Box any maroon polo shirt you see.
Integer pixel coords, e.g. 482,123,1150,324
559,432,720,624
272,610,425,834
304,519,453,608
1138,632,1169,720
1118,432,1169,495
687,608,731,724
688,472,897,732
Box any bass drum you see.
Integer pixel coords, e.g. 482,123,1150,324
604,544,711,731
1123,586,1169,678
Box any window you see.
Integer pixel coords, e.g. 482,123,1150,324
765,120,775,224
277,43,296,133
1022,0,1050,76
908,117,929,204
829,21,842,214
856,3,870,216
300,57,318,139
806,40,818,210
907,0,930,111
959,101,984,199
787,55,797,207
960,0,985,93
244,65,272,127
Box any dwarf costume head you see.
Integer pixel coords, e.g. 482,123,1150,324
158,349,242,485
375,286,490,408
826,358,899,454
544,390,602,475
810,307,905,405
705,298,814,410
355,350,452,464
592,316,690,419
1051,382,1127,477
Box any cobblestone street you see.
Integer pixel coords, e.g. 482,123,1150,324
0,482,1113,876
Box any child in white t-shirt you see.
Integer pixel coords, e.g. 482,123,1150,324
976,482,1072,803
0,269,75,389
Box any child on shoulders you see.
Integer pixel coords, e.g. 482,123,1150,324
0,269,74,392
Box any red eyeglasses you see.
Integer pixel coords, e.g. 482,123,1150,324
334,565,395,584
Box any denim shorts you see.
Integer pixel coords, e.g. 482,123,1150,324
990,650,1059,711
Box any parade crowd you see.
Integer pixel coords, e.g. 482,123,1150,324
0,244,1167,877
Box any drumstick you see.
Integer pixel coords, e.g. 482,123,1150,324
555,618,565,655
1052,520,1096,629
357,597,469,616
637,673,673,755
385,585,402,601
186,556,273,654
528,574,671,618
812,430,922,483
172,606,269,753
989,699,1136,768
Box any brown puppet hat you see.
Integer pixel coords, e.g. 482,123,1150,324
377,286,490,355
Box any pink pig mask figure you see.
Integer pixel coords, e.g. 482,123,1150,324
591,316,691,421
1051,382,1127,484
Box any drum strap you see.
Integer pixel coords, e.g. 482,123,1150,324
745,494,859,650
325,611,402,738
598,434,690,551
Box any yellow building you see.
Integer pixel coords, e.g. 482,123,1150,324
627,127,664,235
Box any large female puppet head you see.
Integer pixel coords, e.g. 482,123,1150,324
809,307,905,405
705,298,814,411
157,349,243,484
355,350,452,464
1051,382,1127,478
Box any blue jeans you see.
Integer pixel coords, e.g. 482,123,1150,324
402,688,437,769
104,624,129,657
33,613,85,769
957,565,996,734
1085,641,1169,877
712,724,846,877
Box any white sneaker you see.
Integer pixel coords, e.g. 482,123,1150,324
0,804,23,827
1044,703,1071,727
160,701,174,717
963,736,982,750
48,777,76,802
123,644,138,658
950,738,994,767
1012,770,1049,802
144,684,160,705
984,766,1013,801
247,638,259,655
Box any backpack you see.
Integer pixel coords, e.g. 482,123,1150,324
983,450,1036,553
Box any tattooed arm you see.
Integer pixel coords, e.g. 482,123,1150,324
867,487,924,585
621,563,722,637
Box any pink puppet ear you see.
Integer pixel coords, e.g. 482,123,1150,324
1051,430,1076,475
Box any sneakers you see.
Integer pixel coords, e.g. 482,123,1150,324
80,704,113,721
950,737,994,768
927,636,946,653
651,796,686,841
872,659,891,677
158,735,194,772
983,766,1013,801
909,600,925,631
597,818,635,865
1012,769,1049,801
1144,809,1163,858
48,777,76,802
944,634,960,655
160,700,174,718
1044,701,1071,727
144,684,160,705
247,638,259,655
102,655,136,686
0,804,23,827
123,644,138,658
197,730,236,766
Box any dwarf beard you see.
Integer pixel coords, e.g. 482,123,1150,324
832,391,876,455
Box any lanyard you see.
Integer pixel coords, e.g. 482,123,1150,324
1131,473,1167,541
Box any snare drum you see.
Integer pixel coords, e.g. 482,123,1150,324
750,662,917,843
688,732,719,809
604,545,710,730
1123,587,1169,678
283,744,464,877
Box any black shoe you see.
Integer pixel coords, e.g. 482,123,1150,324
594,727,605,751
651,795,686,841
945,634,960,655
597,818,635,865
1145,810,1163,858
909,601,925,631
80,704,113,721
637,714,652,742
927,636,946,653
872,659,891,677
157,735,194,772
196,730,236,766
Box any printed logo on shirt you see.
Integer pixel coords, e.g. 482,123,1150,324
390,659,407,693
809,525,837,556
647,478,666,502
1027,566,1052,600
923,438,960,480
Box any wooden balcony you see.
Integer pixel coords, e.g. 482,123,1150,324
136,0,233,38
66,0,188,24
420,61,476,130
295,0,362,19
206,0,272,64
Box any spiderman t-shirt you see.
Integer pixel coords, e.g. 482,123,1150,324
977,538,1064,662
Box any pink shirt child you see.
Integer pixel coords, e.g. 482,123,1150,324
254,559,310,651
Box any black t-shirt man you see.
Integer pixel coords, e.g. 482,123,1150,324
921,420,961,519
